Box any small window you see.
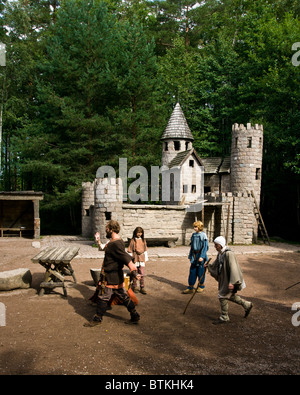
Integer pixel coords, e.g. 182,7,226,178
105,212,112,220
85,209,90,217
247,137,252,148
192,185,196,193
256,168,261,180
235,137,238,148
174,141,180,151
164,142,168,151
183,185,188,193
189,160,194,167
259,137,262,148
185,142,189,150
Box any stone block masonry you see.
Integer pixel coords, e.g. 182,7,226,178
122,204,195,245
231,123,263,207
81,119,263,245
82,180,257,245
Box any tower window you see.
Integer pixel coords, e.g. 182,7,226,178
189,160,194,167
183,185,188,193
192,185,196,193
259,137,262,148
105,212,112,220
185,142,189,150
164,142,168,151
247,137,252,148
256,168,261,180
235,137,238,148
174,141,180,151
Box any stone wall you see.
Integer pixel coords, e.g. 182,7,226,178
121,204,195,245
232,192,257,244
82,181,95,238
202,192,257,245
231,123,263,206
82,180,258,245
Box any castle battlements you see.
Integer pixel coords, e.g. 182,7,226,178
232,123,263,132
82,104,264,245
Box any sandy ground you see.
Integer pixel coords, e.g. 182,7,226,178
0,237,299,376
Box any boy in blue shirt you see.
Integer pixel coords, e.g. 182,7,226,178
182,221,208,294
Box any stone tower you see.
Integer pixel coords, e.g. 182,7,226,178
161,102,194,167
231,123,263,204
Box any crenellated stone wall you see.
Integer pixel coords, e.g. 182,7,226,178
82,182,257,245
82,122,263,245
231,123,263,207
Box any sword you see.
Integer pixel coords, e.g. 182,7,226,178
183,258,211,315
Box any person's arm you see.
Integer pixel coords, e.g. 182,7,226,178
127,238,134,253
199,237,208,262
226,251,243,290
95,232,108,250
205,258,219,280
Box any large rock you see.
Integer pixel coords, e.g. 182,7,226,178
0,269,32,291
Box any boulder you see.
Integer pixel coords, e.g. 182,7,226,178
0,268,32,291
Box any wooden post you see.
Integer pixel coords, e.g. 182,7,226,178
33,199,40,239
226,204,230,243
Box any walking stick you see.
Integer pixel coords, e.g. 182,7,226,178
183,258,211,315
285,281,300,291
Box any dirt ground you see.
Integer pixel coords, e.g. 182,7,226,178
0,237,299,376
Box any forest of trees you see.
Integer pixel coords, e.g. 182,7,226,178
0,0,299,240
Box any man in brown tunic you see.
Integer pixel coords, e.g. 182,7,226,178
84,220,140,327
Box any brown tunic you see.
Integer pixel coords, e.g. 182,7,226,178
103,239,134,285
128,238,147,263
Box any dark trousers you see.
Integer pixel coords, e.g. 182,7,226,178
96,286,136,316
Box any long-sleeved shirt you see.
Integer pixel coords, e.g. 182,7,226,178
188,231,208,265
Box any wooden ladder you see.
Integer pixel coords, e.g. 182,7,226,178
250,190,270,245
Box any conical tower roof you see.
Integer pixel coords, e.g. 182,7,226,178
161,102,194,141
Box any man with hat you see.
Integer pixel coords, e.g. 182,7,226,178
205,236,253,324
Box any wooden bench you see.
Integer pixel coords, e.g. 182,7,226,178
31,246,79,297
128,236,178,248
1,227,27,237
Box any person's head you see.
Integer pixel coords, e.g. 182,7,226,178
133,226,144,240
213,236,226,252
106,220,120,238
193,221,204,232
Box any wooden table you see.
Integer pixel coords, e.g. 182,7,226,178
31,246,79,296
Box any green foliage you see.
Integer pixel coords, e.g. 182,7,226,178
0,0,299,238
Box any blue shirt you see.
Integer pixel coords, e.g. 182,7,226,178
188,231,209,265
